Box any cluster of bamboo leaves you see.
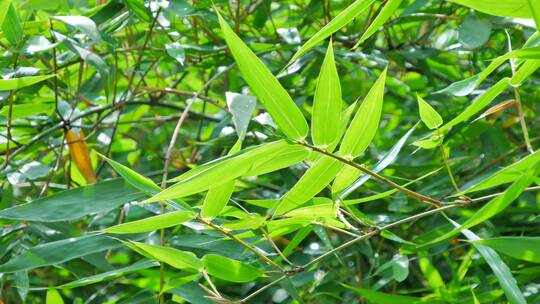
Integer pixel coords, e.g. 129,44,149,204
1,0,540,303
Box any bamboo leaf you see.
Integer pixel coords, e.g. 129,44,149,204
146,140,298,203
0,179,143,222
311,40,342,148
449,0,532,18
275,156,343,215
461,150,540,194
528,0,540,29
353,0,404,49
102,210,195,234
58,260,158,289
99,153,160,194
2,1,22,45
201,180,235,218
422,165,540,247
0,75,55,91
451,220,527,304
0,235,124,273
473,237,540,263
339,68,387,157
128,241,202,271
216,10,308,140
46,289,64,304
202,254,263,283
0,0,11,26
438,78,510,133
286,0,376,66
417,96,443,130
342,284,425,304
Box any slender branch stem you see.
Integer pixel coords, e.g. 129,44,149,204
295,141,444,207
196,216,283,272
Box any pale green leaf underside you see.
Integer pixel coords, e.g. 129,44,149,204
102,210,195,234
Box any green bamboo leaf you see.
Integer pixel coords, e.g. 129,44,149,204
2,1,22,45
99,153,161,194
417,95,443,130
216,10,308,140
202,254,263,283
449,0,532,18
286,0,375,66
0,235,123,273
58,260,158,289
339,68,387,157
353,0,404,49
0,179,143,222
461,150,540,194
146,140,297,203
102,210,195,234
274,156,343,215
311,40,342,148
473,237,540,263
128,241,202,271
452,220,527,304
0,75,55,91
201,138,243,218
439,77,510,133
342,284,426,304
528,0,540,30
0,0,11,26
221,215,266,230
46,289,64,304
125,0,152,22
243,144,309,177
437,47,540,96
201,180,235,218
335,124,417,198
458,16,492,49
0,103,53,119
422,164,540,247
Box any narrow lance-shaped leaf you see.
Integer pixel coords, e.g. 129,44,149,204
286,0,376,67
99,153,161,194
339,68,387,157
57,260,158,289
0,179,143,222
417,95,443,130
143,140,298,203
127,241,202,271
449,0,532,18
450,219,527,304
2,1,22,45
216,10,308,140
0,0,11,26
528,0,540,30
102,210,195,234
202,254,263,283
353,0,404,49
312,40,342,148
274,156,343,215
421,164,540,248
473,237,540,264
460,150,540,194
0,235,124,273
0,75,55,91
